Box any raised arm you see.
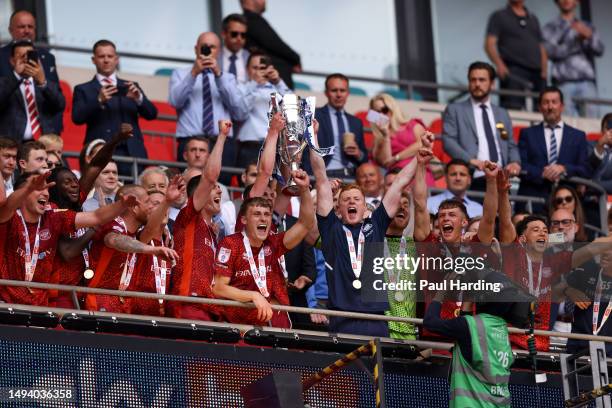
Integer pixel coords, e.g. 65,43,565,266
477,161,499,245
0,172,54,223
192,120,231,212
283,170,314,250
413,143,434,242
74,194,137,229
309,120,333,217
497,169,516,243
79,124,133,195
140,175,185,243
104,232,178,262
250,112,284,198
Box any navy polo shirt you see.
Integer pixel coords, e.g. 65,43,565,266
566,260,612,356
317,204,391,313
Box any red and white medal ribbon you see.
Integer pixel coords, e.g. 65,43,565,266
74,228,94,279
114,217,138,291
150,240,168,304
526,254,543,298
242,232,269,298
343,225,364,289
16,209,41,282
593,269,612,335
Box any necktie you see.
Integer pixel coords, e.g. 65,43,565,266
335,110,348,165
102,77,113,86
548,125,559,164
228,53,237,76
480,104,499,164
23,79,41,140
201,72,214,135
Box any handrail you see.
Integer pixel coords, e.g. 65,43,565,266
2,278,612,344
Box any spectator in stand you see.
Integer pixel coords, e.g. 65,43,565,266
0,40,65,143
45,151,61,170
355,163,384,208
512,212,529,226
139,167,168,194
17,140,47,173
241,0,301,89
427,159,483,219
82,161,119,211
38,134,63,159
302,73,367,178
0,11,63,133
548,184,588,242
443,61,521,191
182,137,230,203
78,139,106,175
0,137,17,196
370,93,433,185
588,113,612,194
236,51,290,166
169,32,247,183
485,0,547,110
517,87,590,214
220,14,249,84
72,39,157,176
543,0,604,118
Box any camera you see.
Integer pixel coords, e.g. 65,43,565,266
200,45,211,57
260,57,270,68
26,50,38,63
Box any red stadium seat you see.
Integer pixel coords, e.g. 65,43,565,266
428,118,443,136
513,126,525,143
354,110,375,158
139,101,177,162
587,132,601,142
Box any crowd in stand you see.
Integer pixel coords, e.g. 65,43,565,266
1,0,612,360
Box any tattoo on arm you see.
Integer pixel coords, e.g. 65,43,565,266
105,233,149,253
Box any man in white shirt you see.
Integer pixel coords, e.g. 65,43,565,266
427,159,483,219
0,137,17,196
220,14,249,84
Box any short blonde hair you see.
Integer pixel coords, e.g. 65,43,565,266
39,134,63,150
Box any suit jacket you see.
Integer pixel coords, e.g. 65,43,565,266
71,76,157,159
0,45,64,133
0,73,65,143
442,99,519,165
302,104,367,173
243,9,301,89
517,122,590,201
588,144,612,194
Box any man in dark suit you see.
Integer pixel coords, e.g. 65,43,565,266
0,40,65,143
443,61,521,192
302,73,367,177
241,0,301,89
0,10,63,133
72,39,157,176
517,86,590,213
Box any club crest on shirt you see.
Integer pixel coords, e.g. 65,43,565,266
363,223,373,234
264,246,271,256
543,267,552,278
39,229,51,240
217,247,231,264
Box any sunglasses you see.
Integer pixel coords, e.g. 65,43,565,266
230,31,247,39
551,219,575,228
554,195,574,206
377,106,390,115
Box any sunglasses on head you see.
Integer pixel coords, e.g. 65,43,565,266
555,195,574,206
230,31,247,39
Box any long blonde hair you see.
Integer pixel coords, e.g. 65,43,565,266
369,93,409,139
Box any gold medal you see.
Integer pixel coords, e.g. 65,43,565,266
83,269,94,280
394,291,404,302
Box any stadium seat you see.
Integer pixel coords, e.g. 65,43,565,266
349,86,367,96
154,68,174,76
293,81,311,91
513,126,525,143
354,110,374,152
383,88,407,100
139,101,178,162
429,118,443,136
587,132,601,142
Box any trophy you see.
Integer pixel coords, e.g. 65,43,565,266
269,93,333,196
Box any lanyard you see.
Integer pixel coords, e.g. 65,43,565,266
16,210,41,282
383,236,406,284
203,219,216,253
343,225,365,280
74,228,91,268
242,232,269,298
593,269,612,335
150,240,168,304
114,217,138,291
526,254,543,297
277,216,287,279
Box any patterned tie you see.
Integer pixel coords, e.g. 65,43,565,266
548,125,559,164
228,53,237,76
23,79,41,139
480,104,499,164
102,77,113,86
201,72,214,135
335,110,348,165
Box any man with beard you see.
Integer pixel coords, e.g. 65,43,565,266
167,120,231,321
212,169,313,327
84,184,178,313
0,171,143,307
442,61,520,192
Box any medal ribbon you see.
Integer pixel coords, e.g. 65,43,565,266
343,225,364,281
16,209,41,282
593,269,612,335
526,254,543,298
75,228,91,270
150,240,168,304
242,232,269,297
114,217,138,291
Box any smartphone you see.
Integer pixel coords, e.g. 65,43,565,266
116,84,129,97
260,57,269,68
200,44,211,57
366,109,389,126
26,49,38,62
548,232,565,244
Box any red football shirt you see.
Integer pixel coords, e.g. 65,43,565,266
85,217,137,313
129,237,172,317
0,209,76,306
167,197,218,320
214,231,290,327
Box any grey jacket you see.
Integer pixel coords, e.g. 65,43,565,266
442,99,520,165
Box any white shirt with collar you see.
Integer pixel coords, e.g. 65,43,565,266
14,72,37,140
4,177,13,196
366,195,383,208
471,98,502,178
544,121,564,162
221,46,248,83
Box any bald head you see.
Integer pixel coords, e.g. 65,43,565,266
9,11,36,41
116,184,147,202
195,32,220,59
